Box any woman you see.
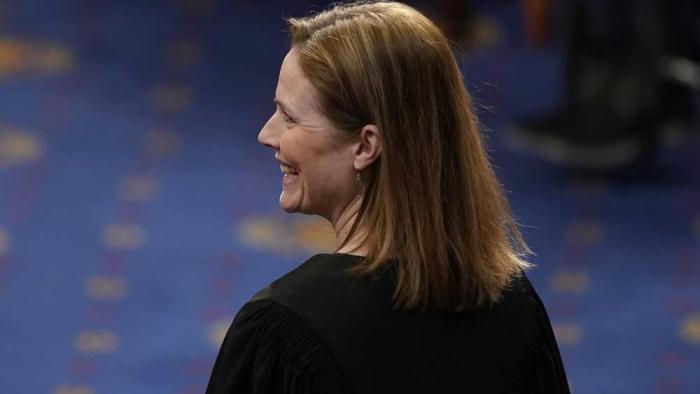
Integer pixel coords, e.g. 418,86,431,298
207,2,569,393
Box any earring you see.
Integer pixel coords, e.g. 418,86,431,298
355,171,363,195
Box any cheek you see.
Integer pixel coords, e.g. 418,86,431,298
279,131,354,188
280,132,326,167
278,133,303,161
313,153,356,192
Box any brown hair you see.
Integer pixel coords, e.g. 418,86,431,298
288,1,531,311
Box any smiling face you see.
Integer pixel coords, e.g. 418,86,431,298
258,48,358,222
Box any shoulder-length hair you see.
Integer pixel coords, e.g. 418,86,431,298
287,1,531,312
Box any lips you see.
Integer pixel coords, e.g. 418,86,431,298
276,154,299,175
280,163,299,175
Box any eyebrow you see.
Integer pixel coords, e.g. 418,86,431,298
273,98,298,117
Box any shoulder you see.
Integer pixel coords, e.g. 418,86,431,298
250,253,374,307
246,253,395,353
496,272,571,392
494,270,545,313
493,272,553,333
206,298,351,393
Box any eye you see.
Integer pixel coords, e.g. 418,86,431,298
272,99,296,123
282,111,295,123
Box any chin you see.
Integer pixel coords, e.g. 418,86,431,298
280,204,298,213
279,195,302,214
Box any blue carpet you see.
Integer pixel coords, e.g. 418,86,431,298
0,1,698,393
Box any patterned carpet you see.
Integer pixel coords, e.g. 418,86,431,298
0,1,698,393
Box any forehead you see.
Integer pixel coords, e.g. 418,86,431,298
276,48,319,113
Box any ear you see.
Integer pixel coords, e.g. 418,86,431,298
353,124,382,171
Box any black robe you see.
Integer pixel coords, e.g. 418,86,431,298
206,253,569,393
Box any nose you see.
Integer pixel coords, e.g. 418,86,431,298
257,115,279,150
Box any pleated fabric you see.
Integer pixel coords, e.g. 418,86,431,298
206,300,352,394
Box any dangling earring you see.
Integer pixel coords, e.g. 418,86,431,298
355,171,363,195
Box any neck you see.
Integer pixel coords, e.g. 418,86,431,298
330,194,367,256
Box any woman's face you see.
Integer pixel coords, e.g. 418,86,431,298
258,48,357,221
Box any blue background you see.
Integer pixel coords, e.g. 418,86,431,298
0,1,698,393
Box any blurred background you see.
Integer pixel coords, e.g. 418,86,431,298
0,0,698,393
